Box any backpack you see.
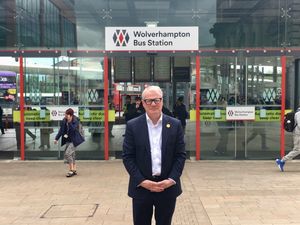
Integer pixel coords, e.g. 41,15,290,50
284,111,296,132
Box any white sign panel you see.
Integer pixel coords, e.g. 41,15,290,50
105,27,198,51
48,107,79,121
226,106,255,121
3,108,12,115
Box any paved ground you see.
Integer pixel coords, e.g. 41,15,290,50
1,160,300,225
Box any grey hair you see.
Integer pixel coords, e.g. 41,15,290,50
142,86,163,99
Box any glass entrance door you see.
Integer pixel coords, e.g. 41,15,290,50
200,54,282,159
200,56,237,159
0,57,19,159
0,50,285,160
243,56,282,159
21,56,105,159
110,54,196,159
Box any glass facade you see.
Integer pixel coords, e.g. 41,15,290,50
0,0,299,160
2,0,300,49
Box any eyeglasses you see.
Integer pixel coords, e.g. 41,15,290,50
143,98,162,105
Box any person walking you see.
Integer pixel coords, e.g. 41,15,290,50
54,108,85,177
0,106,5,134
276,108,300,172
122,86,186,225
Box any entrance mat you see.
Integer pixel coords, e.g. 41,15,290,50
41,204,99,218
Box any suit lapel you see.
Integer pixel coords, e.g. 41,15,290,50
161,115,169,158
140,114,151,155
140,115,152,176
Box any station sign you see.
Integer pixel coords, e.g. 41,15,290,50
226,106,255,121
13,110,50,122
79,110,115,122
189,109,281,122
105,27,198,51
13,109,115,122
48,107,79,121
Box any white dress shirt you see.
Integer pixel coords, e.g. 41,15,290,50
146,113,162,176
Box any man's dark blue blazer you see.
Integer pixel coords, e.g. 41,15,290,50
122,113,186,199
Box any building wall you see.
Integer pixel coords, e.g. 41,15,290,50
0,0,298,160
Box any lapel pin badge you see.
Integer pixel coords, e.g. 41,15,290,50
166,123,171,128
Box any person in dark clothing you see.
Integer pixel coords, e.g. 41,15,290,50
122,86,186,225
123,95,133,122
122,95,133,137
173,96,188,134
54,108,85,177
0,106,4,134
108,96,115,138
132,96,145,118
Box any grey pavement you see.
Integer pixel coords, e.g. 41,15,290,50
1,160,300,225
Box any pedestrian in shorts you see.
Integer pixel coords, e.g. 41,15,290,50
54,108,85,177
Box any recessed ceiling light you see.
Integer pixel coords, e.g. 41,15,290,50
144,21,159,27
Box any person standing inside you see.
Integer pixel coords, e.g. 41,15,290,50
0,106,5,134
123,95,133,122
214,96,231,155
132,96,145,119
122,95,133,137
39,107,52,150
39,124,52,150
108,96,115,138
54,108,84,177
276,107,300,172
173,96,188,134
122,86,186,225
244,99,268,150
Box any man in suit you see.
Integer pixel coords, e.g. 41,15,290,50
122,86,186,225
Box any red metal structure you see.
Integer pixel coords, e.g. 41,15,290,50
19,56,25,160
2,48,291,160
280,56,286,158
